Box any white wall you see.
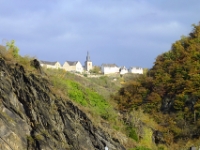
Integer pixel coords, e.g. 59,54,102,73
63,62,70,71
85,61,93,71
76,62,83,73
129,67,143,74
120,69,128,75
63,61,83,73
102,66,119,74
41,62,61,69
55,62,61,69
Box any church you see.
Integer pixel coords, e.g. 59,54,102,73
84,51,92,71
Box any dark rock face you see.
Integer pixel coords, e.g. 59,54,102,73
161,97,173,113
0,58,125,150
30,59,43,74
153,130,165,145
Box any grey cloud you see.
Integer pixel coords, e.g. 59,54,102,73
0,0,200,68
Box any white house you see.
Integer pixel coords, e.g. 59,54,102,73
119,66,128,75
40,61,61,69
63,61,83,73
129,67,143,74
101,64,119,74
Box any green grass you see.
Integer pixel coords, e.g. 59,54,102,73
126,126,139,142
129,146,151,150
49,70,112,119
46,69,121,99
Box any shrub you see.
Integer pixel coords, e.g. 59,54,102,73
126,126,139,142
6,40,19,58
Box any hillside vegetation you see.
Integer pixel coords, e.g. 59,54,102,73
114,23,200,149
44,69,167,149
1,41,155,149
44,69,142,149
0,42,127,149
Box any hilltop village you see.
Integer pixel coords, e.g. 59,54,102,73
40,52,143,75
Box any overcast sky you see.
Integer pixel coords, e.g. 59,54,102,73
0,0,200,68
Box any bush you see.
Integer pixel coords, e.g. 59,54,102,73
126,127,138,142
83,74,88,77
6,40,19,58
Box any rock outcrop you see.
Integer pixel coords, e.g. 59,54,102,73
0,58,125,150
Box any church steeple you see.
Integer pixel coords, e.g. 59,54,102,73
86,51,91,62
85,51,92,71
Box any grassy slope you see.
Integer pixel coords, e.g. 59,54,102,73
44,69,160,149
45,69,120,122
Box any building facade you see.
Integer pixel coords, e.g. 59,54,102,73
63,61,83,73
101,64,119,74
119,66,128,75
129,67,143,74
40,61,61,69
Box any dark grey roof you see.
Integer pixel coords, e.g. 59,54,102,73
65,61,78,66
40,60,58,65
101,64,118,67
86,51,91,62
120,66,127,69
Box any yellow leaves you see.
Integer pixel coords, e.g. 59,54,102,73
172,40,185,54
140,127,154,149
147,92,161,103
194,102,200,110
173,99,184,110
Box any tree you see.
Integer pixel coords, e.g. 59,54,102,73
114,22,200,145
90,66,101,74
6,40,19,58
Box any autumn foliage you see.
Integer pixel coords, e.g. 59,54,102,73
114,23,200,145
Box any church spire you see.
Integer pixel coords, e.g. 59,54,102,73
86,51,91,61
85,51,92,71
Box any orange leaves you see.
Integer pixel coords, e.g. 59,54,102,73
147,92,161,103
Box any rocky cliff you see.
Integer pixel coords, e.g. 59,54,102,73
0,58,125,150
